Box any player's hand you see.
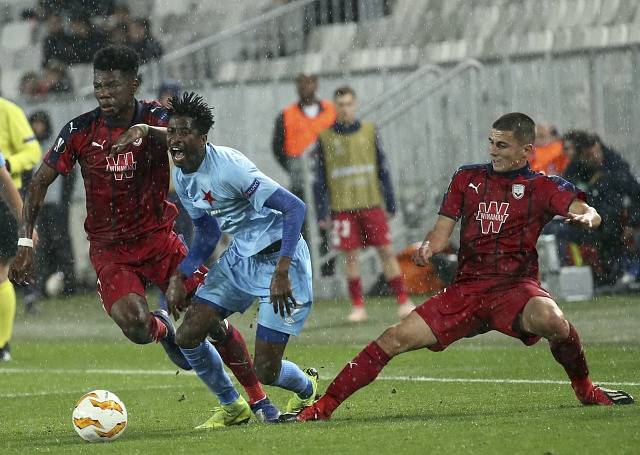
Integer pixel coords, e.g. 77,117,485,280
270,268,296,318
166,273,187,320
412,240,435,267
565,212,596,229
110,124,148,157
9,246,35,285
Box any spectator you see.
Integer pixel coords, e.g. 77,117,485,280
272,73,336,202
313,85,415,322
42,62,73,94
42,13,71,66
23,111,77,312
549,132,640,286
530,122,568,175
0,97,41,361
67,13,106,64
127,18,163,63
19,71,47,100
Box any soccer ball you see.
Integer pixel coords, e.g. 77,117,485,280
72,390,128,442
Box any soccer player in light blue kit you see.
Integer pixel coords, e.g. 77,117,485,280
121,92,318,428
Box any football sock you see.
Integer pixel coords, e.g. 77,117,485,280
0,279,16,348
148,314,168,342
212,324,267,405
158,293,168,312
318,341,390,417
387,276,409,305
347,278,364,307
181,340,239,405
273,360,313,398
549,323,592,396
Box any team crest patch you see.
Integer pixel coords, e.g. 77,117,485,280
511,184,525,200
132,138,143,147
244,178,261,197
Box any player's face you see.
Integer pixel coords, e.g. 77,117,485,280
93,70,138,118
167,116,206,172
335,93,357,124
488,129,531,172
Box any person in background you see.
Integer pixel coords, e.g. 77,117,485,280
0,97,41,360
313,86,415,322
530,123,568,175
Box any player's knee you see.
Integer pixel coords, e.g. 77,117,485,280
526,299,568,340
377,324,408,357
544,313,569,341
174,326,200,349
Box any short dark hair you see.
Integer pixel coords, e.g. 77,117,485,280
93,45,139,75
169,91,215,135
334,85,356,99
492,112,535,144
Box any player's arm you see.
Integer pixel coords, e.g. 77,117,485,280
3,105,41,176
375,130,396,216
272,112,289,171
311,142,330,227
413,216,457,267
565,199,601,229
0,162,23,222
8,163,58,284
263,187,306,317
109,124,167,156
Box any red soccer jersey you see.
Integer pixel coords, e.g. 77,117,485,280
44,100,176,246
438,163,585,283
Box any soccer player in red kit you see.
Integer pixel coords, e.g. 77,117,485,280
289,112,633,422
9,46,278,421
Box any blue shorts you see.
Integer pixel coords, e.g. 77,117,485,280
194,237,313,336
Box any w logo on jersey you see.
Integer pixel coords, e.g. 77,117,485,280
476,201,509,234
105,152,137,180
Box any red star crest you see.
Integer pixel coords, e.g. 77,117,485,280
202,190,215,206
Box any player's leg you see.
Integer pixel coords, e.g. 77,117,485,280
294,311,439,421
375,244,415,318
252,326,318,414
520,296,633,405
0,261,16,361
109,293,168,344
175,300,251,428
344,249,368,321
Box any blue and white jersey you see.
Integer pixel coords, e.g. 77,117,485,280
0,151,5,168
173,143,283,257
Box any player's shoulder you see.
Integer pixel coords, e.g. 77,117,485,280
57,108,100,140
0,96,23,113
538,173,579,192
453,163,490,178
209,144,247,164
138,99,170,126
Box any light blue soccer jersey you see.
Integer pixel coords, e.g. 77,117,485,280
0,151,5,168
173,143,284,257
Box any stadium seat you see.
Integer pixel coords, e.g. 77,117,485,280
606,24,629,46
423,40,467,64
307,23,357,55
0,21,31,51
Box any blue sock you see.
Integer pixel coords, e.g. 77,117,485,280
180,341,239,405
272,360,313,398
158,293,168,311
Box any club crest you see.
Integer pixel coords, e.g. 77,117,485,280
511,183,525,200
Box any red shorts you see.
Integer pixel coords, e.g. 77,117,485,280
90,230,202,314
414,278,552,351
331,207,391,251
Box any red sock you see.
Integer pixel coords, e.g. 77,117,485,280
149,315,167,342
387,276,409,305
549,323,592,396
315,341,390,418
347,278,365,307
212,324,266,405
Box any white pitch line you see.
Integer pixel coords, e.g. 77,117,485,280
0,384,180,399
1,367,639,387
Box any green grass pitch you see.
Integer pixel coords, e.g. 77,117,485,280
1,292,639,454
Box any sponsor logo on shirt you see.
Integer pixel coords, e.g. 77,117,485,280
476,201,509,234
105,152,137,180
243,178,261,198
